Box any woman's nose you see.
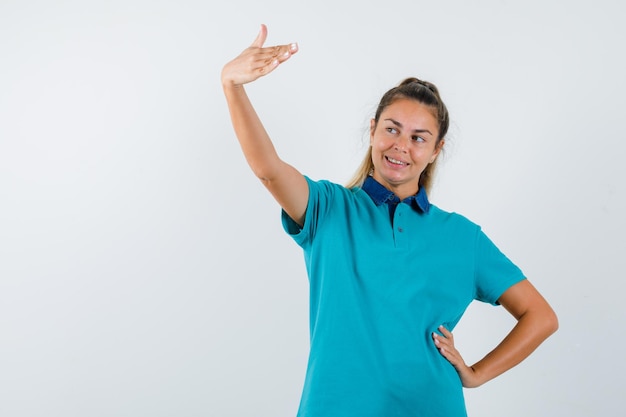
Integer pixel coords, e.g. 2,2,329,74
394,135,409,151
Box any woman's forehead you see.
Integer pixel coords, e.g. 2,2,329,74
381,99,439,128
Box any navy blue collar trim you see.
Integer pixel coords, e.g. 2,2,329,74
361,176,430,213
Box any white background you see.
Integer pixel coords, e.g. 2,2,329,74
1,0,624,416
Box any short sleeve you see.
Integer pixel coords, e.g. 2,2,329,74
281,176,335,248
474,229,527,305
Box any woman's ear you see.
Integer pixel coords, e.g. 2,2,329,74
369,119,376,145
430,139,445,163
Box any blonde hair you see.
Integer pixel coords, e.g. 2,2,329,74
346,78,449,195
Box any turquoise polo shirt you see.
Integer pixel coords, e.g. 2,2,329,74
282,176,526,417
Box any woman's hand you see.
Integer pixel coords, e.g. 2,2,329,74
432,281,558,390
221,24,298,88
432,325,483,388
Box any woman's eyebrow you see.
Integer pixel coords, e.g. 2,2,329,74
384,118,433,136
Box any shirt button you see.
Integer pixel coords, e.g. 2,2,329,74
398,227,404,232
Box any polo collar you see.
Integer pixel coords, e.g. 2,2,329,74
361,176,430,213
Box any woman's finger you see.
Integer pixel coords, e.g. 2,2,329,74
433,333,453,350
259,43,298,62
251,24,268,48
438,325,454,340
222,26,298,86
251,44,298,73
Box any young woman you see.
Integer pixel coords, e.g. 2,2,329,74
221,24,558,417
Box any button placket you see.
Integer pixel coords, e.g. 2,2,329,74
393,205,408,248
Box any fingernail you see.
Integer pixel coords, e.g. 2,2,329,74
290,43,298,51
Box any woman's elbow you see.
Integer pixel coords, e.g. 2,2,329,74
542,306,559,337
549,310,559,334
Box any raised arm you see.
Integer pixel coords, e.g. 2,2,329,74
432,279,558,388
221,24,309,226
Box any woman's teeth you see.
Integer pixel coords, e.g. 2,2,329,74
387,156,406,166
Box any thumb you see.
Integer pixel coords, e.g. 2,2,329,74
250,24,268,48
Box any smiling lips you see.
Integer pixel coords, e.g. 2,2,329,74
386,156,408,166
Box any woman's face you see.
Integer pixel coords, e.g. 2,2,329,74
370,98,443,199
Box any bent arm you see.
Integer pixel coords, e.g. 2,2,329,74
472,279,558,387
434,279,558,388
221,25,308,226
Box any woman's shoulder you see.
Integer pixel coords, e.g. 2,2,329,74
428,204,482,230
305,176,365,198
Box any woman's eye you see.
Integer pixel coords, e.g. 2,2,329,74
412,136,425,143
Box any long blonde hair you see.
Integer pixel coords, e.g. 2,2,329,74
346,78,449,195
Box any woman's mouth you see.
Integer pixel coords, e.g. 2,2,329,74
386,156,408,166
